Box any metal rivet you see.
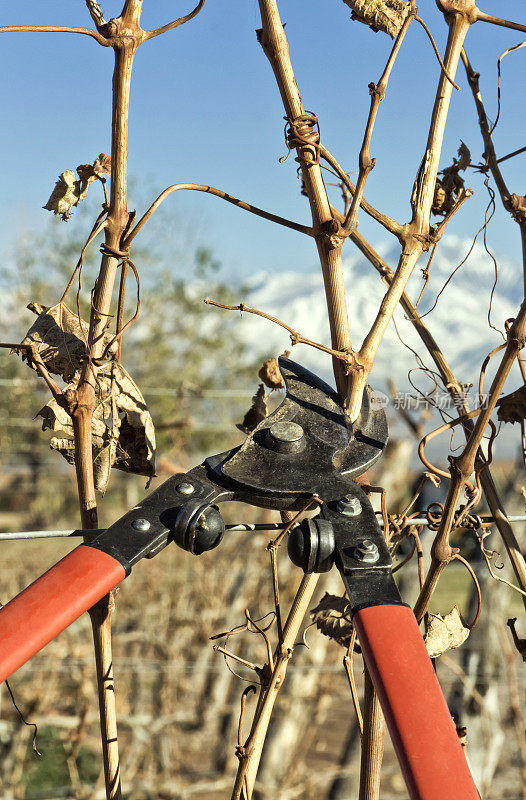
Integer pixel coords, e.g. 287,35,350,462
131,518,150,532
176,482,195,495
336,495,362,516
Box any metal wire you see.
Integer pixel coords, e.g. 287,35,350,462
2,517,525,541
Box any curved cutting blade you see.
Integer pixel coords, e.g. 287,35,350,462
208,358,387,504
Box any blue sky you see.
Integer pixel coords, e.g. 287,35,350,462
0,1,525,285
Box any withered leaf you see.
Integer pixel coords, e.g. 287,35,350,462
424,605,469,658
432,141,471,216
36,362,155,495
456,140,471,171
258,357,284,390
43,171,81,221
497,385,526,424
43,154,110,221
310,593,353,648
93,153,111,176
342,0,412,39
20,302,116,383
237,384,267,434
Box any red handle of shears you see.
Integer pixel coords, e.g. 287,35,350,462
0,548,480,800
0,545,126,684
353,603,480,800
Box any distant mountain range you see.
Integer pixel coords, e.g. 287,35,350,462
242,234,521,401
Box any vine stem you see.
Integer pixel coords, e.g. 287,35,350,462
231,572,319,800
0,25,109,45
345,10,471,421
411,41,526,622
204,298,354,364
339,220,526,608
341,10,415,237
67,3,147,798
413,295,526,621
359,669,385,800
124,182,314,246
256,0,352,402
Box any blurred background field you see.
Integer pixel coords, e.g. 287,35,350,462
0,191,524,800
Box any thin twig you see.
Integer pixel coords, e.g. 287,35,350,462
345,13,472,420
342,12,415,236
124,182,314,247
231,572,319,799
86,0,107,28
343,629,363,736
475,10,526,35
0,24,109,46
1,343,64,404
452,554,481,629
204,298,355,366
321,145,404,238
213,646,259,672
414,16,460,90
358,668,385,800
143,0,207,41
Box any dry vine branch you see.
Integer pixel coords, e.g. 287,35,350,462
0,343,64,404
321,145,405,239
124,182,314,246
414,299,526,621
231,572,320,799
330,207,526,609
204,298,355,366
142,0,207,41
344,8,472,420
341,10,415,237
86,0,107,28
256,0,353,402
358,669,385,800
0,24,110,45
343,628,363,736
410,36,526,621
474,8,526,35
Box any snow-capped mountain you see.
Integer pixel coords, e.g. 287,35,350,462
242,235,521,398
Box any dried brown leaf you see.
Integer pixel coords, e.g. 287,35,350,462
258,357,284,390
342,0,412,38
93,153,111,176
43,155,110,221
20,302,116,383
432,142,470,216
37,362,155,495
497,385,526,424
310,593,353,648
237,384,267,434
43,171,82,221
456,140,471,171
424,605,469,658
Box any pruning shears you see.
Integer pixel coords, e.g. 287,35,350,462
0,358,479,800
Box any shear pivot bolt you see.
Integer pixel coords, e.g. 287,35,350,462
337,495,362,516
132,518,150,532
354,539,379,563
267,421,304,453
176,482,195,495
